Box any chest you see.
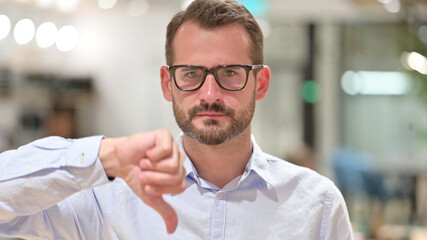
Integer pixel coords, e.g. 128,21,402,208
105,181,324,240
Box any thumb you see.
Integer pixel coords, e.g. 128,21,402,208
144,195,178,234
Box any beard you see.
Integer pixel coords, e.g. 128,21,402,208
173,94,255,145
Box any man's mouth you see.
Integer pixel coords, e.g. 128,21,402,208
189,103,233,120
195,112,226,118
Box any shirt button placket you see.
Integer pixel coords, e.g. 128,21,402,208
210,191,227,240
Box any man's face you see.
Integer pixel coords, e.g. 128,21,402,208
162,22,261,145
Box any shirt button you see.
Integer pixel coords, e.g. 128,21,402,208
79,154,86,163
217,192,224,200
25,165,32,172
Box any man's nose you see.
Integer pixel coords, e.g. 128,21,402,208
198,73,224,104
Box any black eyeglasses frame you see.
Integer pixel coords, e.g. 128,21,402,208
167,64,264,92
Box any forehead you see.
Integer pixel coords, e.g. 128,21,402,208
172,21,252,66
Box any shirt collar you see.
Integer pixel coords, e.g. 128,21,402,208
248,135,274,186
177,133,274,188
177,133,202,185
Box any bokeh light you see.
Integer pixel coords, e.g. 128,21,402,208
98,0,117,10
301,80,322,103
0,15,11,40
407,52,427,75
56,0,79,12
341,71,409,95
36,0,55,8
36,22,57,48
56,25,79,52
14,18,35,45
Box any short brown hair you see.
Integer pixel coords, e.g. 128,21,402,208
165,0,264,65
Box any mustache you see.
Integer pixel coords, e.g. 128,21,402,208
189,103,234,119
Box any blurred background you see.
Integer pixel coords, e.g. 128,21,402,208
0,0,426,239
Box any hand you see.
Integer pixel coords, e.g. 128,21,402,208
99,129,186,234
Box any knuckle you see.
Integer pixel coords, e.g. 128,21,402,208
158,129,172,140
160,144,173,155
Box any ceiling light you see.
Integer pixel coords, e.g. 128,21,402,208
56,0,79,12
36,0,55,8
384,0,401,13
14,18,35,45
56,25,79,52
407,52,427,75
98,0,117,10
0,15,11,40
36,22,57,48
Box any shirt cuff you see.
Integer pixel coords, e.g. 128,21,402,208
68,136,111,188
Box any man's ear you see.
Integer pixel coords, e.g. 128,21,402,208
160,66,173,102
255,65,271,101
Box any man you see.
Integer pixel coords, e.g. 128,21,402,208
158,0,353,239
1,0,354,239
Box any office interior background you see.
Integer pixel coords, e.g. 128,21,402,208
0,0,426,239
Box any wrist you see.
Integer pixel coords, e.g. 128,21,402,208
99,137,125,178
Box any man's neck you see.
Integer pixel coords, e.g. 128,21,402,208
183,127,253,189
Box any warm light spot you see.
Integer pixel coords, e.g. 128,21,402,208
0,15,11,40
36,0,55,8
98,0,117,10
56,25,79,52
36,22,57,48
14,18,35,45
407,52,427,75
56,0,79,12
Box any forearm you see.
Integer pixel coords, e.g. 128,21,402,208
0,136,109,222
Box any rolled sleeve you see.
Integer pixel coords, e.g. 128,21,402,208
0,136,104,182
0,135,109,223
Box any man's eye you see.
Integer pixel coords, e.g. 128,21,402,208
186,72,198,78
224,70,235,76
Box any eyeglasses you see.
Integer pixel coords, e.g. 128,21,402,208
167,64,263,91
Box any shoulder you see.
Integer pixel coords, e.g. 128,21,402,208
255,150,353,238
259,152,340,202
251,136,334,191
